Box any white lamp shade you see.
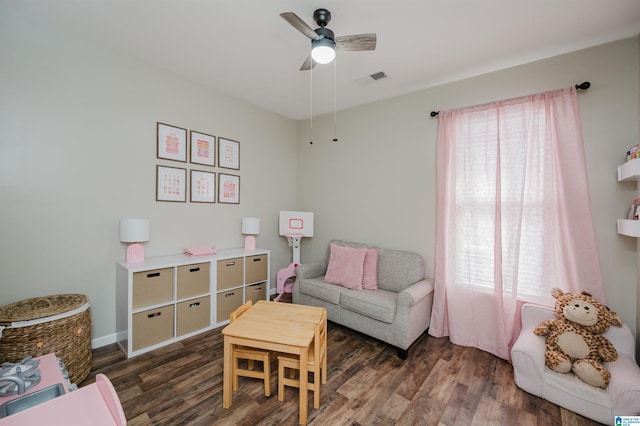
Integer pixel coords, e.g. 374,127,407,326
241,217,260,235
120,218,150,243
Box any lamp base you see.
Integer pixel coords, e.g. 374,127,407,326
244,235,256,250
126,243,145,263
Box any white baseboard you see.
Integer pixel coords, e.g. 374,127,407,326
91,333,117,349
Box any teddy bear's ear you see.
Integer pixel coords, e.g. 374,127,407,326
551,287,564,298
610,311,623,327
604,305,624,327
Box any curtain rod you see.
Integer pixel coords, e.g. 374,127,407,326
429,81,591,117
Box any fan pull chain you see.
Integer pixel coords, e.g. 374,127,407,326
333,55,338,142
309,55,313,144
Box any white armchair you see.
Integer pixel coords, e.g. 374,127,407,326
511,303,640,424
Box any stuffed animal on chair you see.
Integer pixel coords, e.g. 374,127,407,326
533,287,623,388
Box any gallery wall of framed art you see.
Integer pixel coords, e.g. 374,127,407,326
155,122,241,204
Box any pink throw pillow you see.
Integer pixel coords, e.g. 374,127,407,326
324,243,367,290
362,248,378,290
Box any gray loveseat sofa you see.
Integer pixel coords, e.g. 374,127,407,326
292,240,434,358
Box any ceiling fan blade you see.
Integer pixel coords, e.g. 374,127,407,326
335,33,377,51
300,55,317,71
280,12,318,40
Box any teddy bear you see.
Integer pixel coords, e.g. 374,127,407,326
533,287,622,388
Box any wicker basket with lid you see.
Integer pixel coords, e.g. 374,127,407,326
0,294,92,384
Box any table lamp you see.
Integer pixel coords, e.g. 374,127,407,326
241,217,260,250
120,218,150,263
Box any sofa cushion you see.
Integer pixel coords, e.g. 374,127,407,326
362,248,379,290
326,240,369,263
377,247,425,292
299,277,341,304
340,288,397,324
324,243,367,290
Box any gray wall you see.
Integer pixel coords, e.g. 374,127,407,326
0,6,299,346
297,37,640,340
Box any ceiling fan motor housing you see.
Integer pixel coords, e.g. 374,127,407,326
314,27,335,42
313,8,331,27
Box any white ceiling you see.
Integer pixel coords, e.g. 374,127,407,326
5,0,640,120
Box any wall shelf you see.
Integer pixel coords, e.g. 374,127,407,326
618,219,640,237
617,159,640,237
618,158,640,181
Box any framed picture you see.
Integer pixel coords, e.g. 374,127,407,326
218,137,240,170
190,170,216,203
157,122,187,162
190,130,216,166
218,173,240,204
156,165,187,202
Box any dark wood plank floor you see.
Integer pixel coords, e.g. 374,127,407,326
80,322,603,425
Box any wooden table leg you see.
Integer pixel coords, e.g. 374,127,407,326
299,345,309,425
223,336,232,409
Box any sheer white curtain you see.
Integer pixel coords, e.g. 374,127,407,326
428,87,605,360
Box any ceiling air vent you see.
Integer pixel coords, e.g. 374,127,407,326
355,71,389,86
370,71,387,80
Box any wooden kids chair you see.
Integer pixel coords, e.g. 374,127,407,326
230,300,272,396
277,308,328,408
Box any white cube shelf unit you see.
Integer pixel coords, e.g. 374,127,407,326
116,248,270,358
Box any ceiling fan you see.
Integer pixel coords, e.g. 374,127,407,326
280,8,377,71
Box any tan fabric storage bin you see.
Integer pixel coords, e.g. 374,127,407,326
216,288,242,323
132,305,174,351
245,254,268,284
177,263,210,299
217,258,243,290
176,296,211,336
0,294,92,384
246,282,266,305
132,267,173,309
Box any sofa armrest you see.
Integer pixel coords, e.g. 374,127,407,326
512,304,550,371
512,324,547,371
295,262,327,280
609,355,640,413
397,279,434,307
604,323,636,358
511,304,553,396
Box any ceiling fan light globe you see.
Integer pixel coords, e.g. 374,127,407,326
311,38,335,64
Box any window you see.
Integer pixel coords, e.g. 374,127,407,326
430,87,604,360
452,102,556,302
